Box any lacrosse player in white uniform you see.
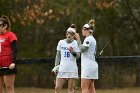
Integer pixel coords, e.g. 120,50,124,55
75,19,98,93
52,24,80,93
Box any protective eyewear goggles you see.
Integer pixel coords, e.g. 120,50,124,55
0,23,4,27
66,31,75,36
82,28,88,31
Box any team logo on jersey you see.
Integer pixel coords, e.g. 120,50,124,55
0,38,5,43
86,41,89,44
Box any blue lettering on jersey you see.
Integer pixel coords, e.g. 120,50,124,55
61,47,68,50
61,47,70,58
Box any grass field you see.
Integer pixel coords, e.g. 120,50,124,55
15,87,140,93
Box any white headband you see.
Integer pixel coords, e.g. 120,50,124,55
67,27,76,33
83,23,94,32
83,24,90,29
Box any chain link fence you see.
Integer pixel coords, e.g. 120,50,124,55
15,56,140,89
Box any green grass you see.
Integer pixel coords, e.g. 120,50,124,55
15,87,140,93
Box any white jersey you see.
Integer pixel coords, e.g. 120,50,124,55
57,39,80,72
81,35,98,69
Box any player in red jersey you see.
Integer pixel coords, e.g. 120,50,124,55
0,16,17,93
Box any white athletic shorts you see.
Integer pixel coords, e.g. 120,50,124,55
81,67,98,79
57,72,78,78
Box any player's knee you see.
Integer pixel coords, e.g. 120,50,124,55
55,86,61,91
81,84,89,89
5,84,14,90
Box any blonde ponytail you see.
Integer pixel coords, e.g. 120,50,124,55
88,19,95,30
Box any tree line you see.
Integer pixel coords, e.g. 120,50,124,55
0,0,139,58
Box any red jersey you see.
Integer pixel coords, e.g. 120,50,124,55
0,31,17,67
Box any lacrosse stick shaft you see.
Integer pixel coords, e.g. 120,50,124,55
96,42,109,59
0,67,9,70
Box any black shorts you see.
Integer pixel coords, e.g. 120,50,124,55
0,67,17,76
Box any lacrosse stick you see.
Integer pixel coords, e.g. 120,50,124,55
0,67,9,70
96,42,110,60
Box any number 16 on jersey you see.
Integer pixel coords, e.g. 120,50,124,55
64,51,70,58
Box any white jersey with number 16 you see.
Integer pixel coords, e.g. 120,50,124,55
57,39,80,72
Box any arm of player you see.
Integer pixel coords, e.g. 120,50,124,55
71,51,80,59
10,40,17,69
77,40,89,53
55,50,61,66
75,33,89,53
68,47,80,59
52,50,61,74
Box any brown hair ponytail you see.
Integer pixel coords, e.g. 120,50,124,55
0,15,11,31
70,24,76,29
